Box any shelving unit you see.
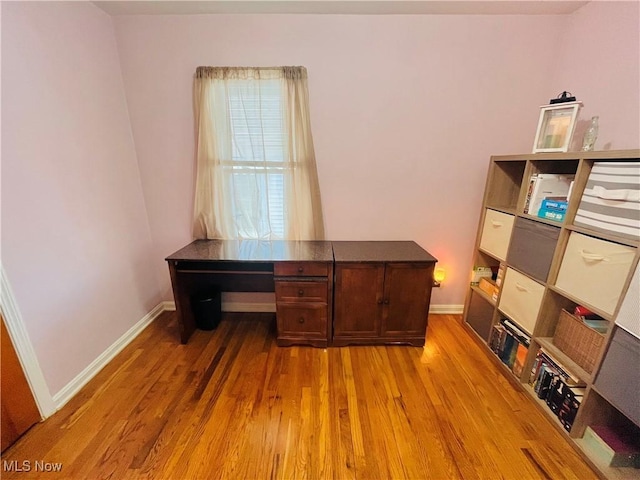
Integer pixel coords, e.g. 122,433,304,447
462,150,640,479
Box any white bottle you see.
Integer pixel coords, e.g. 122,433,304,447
581,116,599,151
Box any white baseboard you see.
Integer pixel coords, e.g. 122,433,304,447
163,301,462,315
0,267,57,418
52,302,166,410
429,304,464,314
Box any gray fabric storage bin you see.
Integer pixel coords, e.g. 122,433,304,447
507,217,560,282
594,327,640,426
466,290,495,341
574,161,640,241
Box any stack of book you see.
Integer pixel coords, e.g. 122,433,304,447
524,173,575,220
529,348,586,432
489,318,530,377
471,266,494,286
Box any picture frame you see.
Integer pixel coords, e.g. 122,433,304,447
532,101,582,153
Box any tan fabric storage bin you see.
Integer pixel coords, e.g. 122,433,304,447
479,209,514,261
498,267,545,335
555,232,636,315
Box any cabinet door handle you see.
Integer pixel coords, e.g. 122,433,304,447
515,283,528,292
384,299,389,305
377,299,383,305
298,317,305,324
491,221,503,227
580,249,606,262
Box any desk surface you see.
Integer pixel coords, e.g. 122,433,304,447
332,241,437,263
166,239,333,263
166,240,437,263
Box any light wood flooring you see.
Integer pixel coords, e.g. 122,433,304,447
1,312,598,479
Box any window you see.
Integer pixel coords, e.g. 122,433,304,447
193,66,324,241
226,80,286,238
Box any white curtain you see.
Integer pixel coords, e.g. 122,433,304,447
192,66,324,241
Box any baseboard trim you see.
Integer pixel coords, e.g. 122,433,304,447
429,304,464,315
163,301,462,315
0,267,57,418
52,302,166,410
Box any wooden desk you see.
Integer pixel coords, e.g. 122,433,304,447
166,240,437,347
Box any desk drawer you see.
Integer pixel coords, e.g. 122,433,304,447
498,268,544,335
555,232,635,315
479,209,515,261
276,303,327,335
275,281,328,303
274,262,329,277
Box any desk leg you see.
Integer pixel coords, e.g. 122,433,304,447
168,261,196,344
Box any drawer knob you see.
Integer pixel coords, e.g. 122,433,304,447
298,289,304,296
298,317,305,323
298,266,304,273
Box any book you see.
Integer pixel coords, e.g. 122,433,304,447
501,318,531,346
583,425,640,468
582,319,609,334
524,174,538,214
500,332,517,367
536,365,555,399
546,374,565,414
489,324,505,355
539,347,585,387
557,384,584,432
538,198,568,222
512,342,528,377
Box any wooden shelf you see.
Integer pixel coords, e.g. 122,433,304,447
470,284,496,306
463,150,640,480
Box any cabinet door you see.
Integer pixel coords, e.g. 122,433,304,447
380,263,433,337
333,263,384,337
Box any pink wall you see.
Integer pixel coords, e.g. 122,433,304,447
2,3,637,401
113,12,570,307
551,1,640,150
1,2,161,395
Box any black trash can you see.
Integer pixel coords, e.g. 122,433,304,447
192,289,221,331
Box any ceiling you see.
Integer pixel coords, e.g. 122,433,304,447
93,1,590,16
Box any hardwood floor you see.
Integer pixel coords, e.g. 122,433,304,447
1,312,598,479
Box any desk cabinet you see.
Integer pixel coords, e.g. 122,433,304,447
166,240,436,348
274,261,333,348
332,242,436,347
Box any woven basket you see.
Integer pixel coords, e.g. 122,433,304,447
552,309,605,374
